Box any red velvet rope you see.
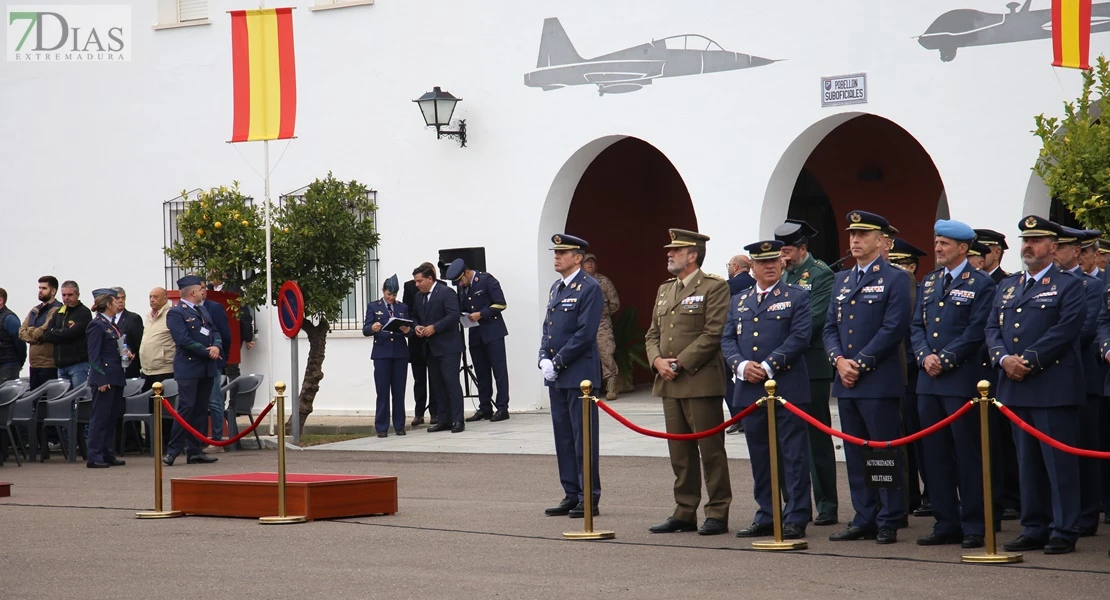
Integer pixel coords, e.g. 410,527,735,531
161,397,274,447
995,402,1110,459
778,398,975,448
596,399,761,440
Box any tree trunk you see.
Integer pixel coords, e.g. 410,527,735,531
294,318,329,431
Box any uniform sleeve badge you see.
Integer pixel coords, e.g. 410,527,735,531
872,264,880,272
961,272,970,279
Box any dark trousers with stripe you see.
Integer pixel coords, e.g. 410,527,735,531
373,358,408,433
805,378,838,517
1011,406,1081,543
838,397,906,530
167,377,213,457
549,386,600,503
469,336,509,413
918,394,984,536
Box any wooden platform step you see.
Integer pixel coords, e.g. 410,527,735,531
0,481,11,498
171,472,397,521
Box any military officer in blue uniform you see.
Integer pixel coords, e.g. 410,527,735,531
722,239,813,539
539,234,604,519
163,275,221,466
975,228,1010,283
85,288,127,468
823,210,912,544
1054,226,1103,536
910,220,996,548
987,216,1085,555
363,275,411,438
446,258,512,422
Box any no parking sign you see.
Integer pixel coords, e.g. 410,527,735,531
278,281,304,338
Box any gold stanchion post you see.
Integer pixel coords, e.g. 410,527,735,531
961,380,1022,564
752,380,808,551
563,380,615,540
260,382,306,525
136,382,183,519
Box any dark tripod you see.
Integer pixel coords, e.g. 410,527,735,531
458,325,479,408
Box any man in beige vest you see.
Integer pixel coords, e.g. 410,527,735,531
645,228,732,536
139,287,175,391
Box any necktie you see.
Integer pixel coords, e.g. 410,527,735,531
1024,277,1035,294
758,292,766,305
558,282,566,294
855,268,864,285
942,272,953,295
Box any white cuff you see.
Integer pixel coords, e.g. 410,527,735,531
761,361,774,380
737,360,749,379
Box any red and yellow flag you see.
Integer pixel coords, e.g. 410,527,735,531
1052,0,1093,70
230,8,297,142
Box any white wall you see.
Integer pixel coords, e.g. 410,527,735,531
4,0,1107,414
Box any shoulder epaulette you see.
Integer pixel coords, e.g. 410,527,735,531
704,273,724,280
664,277,677,282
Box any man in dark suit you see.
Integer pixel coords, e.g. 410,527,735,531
540,233,604,519
988,216,1085,555
110,287,144,379
403,265,439,426
723,239,813,540
412,263,466,433
727,255,755,296
446,258,512,422
162,275,221,466
823,210,912,545
777,218,839,526
202,285,232,445
911,219,996,549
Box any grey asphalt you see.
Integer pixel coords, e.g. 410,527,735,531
2,391,1109,598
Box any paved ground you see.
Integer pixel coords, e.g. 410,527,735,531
2,389,1108,598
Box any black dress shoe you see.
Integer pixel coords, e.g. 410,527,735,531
1104,513,1110,525
86,461,110,468
698,518,728,536
814,512,838,526
876,527,897,544
1044,537,1076,554
376,432,388,438
1001,507,1020,521
568,502,598,519
1002,535,1047,552
829,525,877,541
735,522,774,538
410,417,424,427
429,417,439,425
726,422,743,434
106,456,126,466
427,423,452,432
490,410,510,422
1077,526,1098,537
465,410,492,422
961,534,985,549
395,429,406,436
782,522,807,539
187,454,218,464
916,531,963,546
451,422,465,433
162,454,177,466
912,503,933,517
544,497,577,516
649,517,697,533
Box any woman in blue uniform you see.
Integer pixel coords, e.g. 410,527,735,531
362,275,411,437
85,288,128,468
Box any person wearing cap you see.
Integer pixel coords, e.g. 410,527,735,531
1098,239,1110,273
362,274,411,438
1078,229,1103,278
910,219,997,548
644,228,732,536
823,210,912,545
966,241,990,270
445,258,512,422
84,288,128,468
723,239,813,540
402,263,440,427
987,215,1085,554
974,229,1010,283
539,233,604,519
1054,226,1104,537
583,253,623,400
889,237,932,520
411,262,466,433
775,218,839,526
162,275,222,466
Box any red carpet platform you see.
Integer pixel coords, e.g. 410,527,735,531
0,481,10,498
171,472,397,520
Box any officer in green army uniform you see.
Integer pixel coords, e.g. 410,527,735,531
645,228,733,536
775,219,839,527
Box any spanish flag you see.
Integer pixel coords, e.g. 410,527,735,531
230,8,297,143
1052,0,1093,70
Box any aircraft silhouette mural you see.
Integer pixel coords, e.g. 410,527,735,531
523,18,779,96
919,0,1110,62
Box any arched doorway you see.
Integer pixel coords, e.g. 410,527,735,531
768,114,949,278
539,137,696,387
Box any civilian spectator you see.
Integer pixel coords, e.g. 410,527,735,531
111,287,145,379
19,276,62,389
43,280,92,388
0,288,26,383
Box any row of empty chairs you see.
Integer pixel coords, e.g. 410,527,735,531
0,373,265,466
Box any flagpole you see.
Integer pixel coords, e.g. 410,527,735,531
264,138,275,436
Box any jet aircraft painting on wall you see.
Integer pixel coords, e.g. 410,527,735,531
919,0,1110,62
523,17,778,96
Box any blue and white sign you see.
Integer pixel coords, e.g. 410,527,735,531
821,73,867,107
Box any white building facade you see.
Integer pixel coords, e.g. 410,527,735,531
3,0,1107,414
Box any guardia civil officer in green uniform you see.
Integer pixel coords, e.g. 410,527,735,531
775,219,839,526
645,228,733,536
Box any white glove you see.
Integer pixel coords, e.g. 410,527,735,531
540,359,557,381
